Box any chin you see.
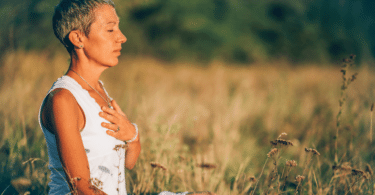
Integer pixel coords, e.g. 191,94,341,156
105,59,119,67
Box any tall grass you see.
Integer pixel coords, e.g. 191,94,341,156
1,50,375,194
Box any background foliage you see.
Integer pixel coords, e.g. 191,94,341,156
1,0,375,64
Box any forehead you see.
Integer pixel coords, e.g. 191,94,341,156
93,4,119,24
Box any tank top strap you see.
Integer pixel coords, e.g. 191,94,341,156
49,76,101,116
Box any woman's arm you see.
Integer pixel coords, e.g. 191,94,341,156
100,100,141,170
124,132,141,170
45,89,107,194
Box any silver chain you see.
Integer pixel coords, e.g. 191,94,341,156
70,69,112,108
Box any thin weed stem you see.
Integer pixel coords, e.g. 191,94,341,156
370,103,374,142
335,55,357,164
251,158,268,195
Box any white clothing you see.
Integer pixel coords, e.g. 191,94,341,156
39,75,127,195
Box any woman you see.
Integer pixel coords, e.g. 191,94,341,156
40,0,213,194
39,0,140,194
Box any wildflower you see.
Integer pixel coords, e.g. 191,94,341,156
89,177,103,192
113,144,127,151
295,175,305,183
286,160,297,167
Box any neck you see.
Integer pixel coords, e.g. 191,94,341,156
66,55,108,90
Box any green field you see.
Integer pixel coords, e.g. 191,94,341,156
1,51,374,194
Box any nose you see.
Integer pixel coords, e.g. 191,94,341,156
118,30,127,44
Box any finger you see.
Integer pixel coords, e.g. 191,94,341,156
106,130,119,139
101,122,119,131
111,100,126,116
101,106,120,118
99,111,119,124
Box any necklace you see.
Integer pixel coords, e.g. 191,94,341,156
70,69,113,109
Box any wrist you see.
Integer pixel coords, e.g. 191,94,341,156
125,123,138,143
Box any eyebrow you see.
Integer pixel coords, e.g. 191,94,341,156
107,18,120,25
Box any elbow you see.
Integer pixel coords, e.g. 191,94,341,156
126,163,135,170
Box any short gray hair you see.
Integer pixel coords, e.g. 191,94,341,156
53,0,115,53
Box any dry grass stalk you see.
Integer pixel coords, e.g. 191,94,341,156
10,177,32,194
365,164,373,178
281,160,297,191
294,175,305,195
303,148,320,176
68,177,81,195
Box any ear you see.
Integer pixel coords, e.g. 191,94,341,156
68,30,85,48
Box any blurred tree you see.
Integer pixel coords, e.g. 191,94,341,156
0,0,373,65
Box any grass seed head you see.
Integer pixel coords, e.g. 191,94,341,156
270,139,294,147
352,168,365,176
150,162,168,171
365,164,373,176
371,103,374,112
248,176,257,183
196,163,217,169
277,132,287,139
311,149,320,156
351,73,358,82
267,148,278,158
305,148,320,155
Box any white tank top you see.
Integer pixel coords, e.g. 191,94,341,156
38,75,127,195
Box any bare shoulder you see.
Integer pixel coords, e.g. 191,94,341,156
50,88,77,107
42,88,81,134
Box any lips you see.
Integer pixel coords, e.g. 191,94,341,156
114,48,122,55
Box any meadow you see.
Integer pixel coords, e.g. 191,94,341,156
0,51,375,194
